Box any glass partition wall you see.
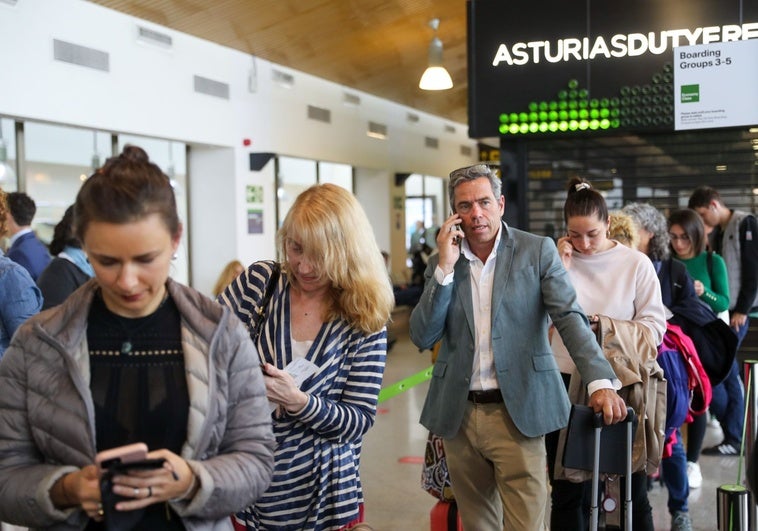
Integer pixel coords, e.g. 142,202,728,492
2,119,189,284
275,156,353,228
0,117,17,193
2,117,360,289
404,173,446,260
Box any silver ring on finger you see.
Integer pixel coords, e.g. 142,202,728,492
133,487,140,497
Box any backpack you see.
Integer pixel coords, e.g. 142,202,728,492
661,322,712,418
656,347,689,442
657,322,712,444
664,259,738,386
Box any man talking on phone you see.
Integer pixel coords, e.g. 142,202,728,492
409,164,626,530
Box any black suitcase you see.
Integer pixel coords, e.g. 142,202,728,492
563,404,637,531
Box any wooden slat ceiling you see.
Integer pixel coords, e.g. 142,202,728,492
88,0,469,125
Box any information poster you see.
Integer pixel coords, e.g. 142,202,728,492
246,185,264,234
674,39,758,130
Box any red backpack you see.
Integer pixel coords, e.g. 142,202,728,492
659,322,712,421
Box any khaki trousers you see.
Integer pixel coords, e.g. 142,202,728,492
444,401,548,531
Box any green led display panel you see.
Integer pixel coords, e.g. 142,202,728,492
498,64,675,137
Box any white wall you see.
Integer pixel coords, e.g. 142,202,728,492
0,0,477,292
354,167,393,253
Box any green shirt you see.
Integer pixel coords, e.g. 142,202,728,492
675,252,730,313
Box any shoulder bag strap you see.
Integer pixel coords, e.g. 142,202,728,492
253,262,281,343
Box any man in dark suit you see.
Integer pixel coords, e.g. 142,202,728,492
410,164,626,530
5,192,50,281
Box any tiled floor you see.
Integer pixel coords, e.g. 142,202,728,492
361,309,751,530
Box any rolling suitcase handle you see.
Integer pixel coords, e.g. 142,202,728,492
590,407,636,531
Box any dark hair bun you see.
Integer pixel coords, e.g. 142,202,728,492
121,145,149,163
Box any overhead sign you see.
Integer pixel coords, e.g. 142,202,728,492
492,24,757,67
674,39,758,130
467,0,758,138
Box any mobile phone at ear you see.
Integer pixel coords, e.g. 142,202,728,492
452,224,462,245
95,442,148,471
449,210,462,245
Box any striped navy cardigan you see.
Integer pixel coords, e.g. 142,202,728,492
220,261,387,530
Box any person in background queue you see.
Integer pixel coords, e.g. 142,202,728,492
623,202,697,531
547,184,666,531
0,187,42,358
212,259,245,298
37,205,95,310
689,186,757,456
5,191,51,281
667,207,730,481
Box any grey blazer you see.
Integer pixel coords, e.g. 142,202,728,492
409,223,616,438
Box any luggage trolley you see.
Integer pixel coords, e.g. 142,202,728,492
563,405,637,531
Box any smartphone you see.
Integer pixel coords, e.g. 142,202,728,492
95,442,148,471
450,210,462,246
452,225,462,245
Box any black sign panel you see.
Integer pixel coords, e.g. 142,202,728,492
468,0,751,138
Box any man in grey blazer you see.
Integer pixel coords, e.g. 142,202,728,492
410,164,626,530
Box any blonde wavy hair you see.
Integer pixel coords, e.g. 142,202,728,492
608,210,639,249
277,184,394,334
0,188,7,237
212,259,245,297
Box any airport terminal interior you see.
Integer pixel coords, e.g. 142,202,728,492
2,1,758,530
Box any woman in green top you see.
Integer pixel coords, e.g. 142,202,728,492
667,207,730,491
668,208,730,314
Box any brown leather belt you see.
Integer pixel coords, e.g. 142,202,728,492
467,389,503,404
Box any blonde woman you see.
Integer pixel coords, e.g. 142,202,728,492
220,184,394,530
211,259,245,297
608,210,640,249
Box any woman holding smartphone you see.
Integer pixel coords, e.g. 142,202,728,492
219,184,394,530
0,146,275,530
546,178,666,531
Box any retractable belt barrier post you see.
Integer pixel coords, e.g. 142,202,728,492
716,360,758,531
739,360,758,531
718,485,752,531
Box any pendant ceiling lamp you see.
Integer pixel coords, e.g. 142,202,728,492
419,18,453,91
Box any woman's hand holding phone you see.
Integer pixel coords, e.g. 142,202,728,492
96,444,197,511
50,464,102,519
556,235,574,269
